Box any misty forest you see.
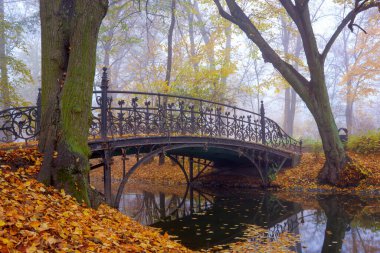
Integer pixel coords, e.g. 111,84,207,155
0,0,380,252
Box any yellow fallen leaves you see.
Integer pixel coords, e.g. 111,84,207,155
274,152,380,192
0,159,192,252
205,224,300,253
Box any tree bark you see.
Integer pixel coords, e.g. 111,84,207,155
37,0,108,206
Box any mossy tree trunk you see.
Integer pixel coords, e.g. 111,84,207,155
37,0,108,206
214,0,379,185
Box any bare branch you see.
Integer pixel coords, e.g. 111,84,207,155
215,0,310,100
321,0,379,61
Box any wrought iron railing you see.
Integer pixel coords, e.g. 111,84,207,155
0,106,39,143
0,68,302,153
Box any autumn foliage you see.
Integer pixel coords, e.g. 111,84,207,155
0,148,192,253
274,152,380,192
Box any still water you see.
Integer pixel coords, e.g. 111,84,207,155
119,185,380,252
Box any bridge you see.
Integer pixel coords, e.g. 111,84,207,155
0,68,302,207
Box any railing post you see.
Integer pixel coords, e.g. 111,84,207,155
260,101,266,145
100,67,109,140
189,157,194,182
36,88,41,135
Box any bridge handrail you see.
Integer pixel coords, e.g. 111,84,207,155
94,90,299,147
0,69,301,153
0,106,39,143
94,90,262,116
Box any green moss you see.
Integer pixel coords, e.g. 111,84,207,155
57,166,90,206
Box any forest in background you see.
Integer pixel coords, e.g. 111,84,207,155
1,0,379,140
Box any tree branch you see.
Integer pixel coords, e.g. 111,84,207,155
213,0,237,24
280,0,322,80
321,0,379,62
215,0,310,100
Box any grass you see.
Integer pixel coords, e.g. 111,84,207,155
347,130,380,154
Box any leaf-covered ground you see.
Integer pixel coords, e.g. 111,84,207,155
0,148,192,253
273,152,380,192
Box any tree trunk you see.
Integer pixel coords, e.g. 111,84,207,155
160,0,176,165
281,16,291,134
307,82,347,185
186,0,199,72
345,82,354,134
220,23,232,96
37,0,108,206
165,0,176,88
286,36,302,136
0,0,10,110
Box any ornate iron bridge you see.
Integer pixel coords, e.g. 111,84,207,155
0,68,302,206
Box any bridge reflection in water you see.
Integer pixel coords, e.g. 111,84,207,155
118,186,304,250
119,187,380,252
0,68,302,207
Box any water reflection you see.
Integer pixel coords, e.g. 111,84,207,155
119,186,380,251
119,186,213,225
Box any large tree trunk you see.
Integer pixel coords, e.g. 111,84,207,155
37,0,108,206
307,78,347,185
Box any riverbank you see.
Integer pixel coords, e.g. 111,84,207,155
0,148,192,252
273,152,380,194
90,151,380,195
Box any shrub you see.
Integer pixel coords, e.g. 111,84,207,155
347,130,380,154
302,138,323,159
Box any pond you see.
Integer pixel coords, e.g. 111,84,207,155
118,184,380,252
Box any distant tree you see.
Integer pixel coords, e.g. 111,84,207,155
37,0,108,206
336,13,380,133
0,0,34,110
213,0,380,185
98,0,140,88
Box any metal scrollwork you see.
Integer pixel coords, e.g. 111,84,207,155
0,88,301,153
0,107,38,143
